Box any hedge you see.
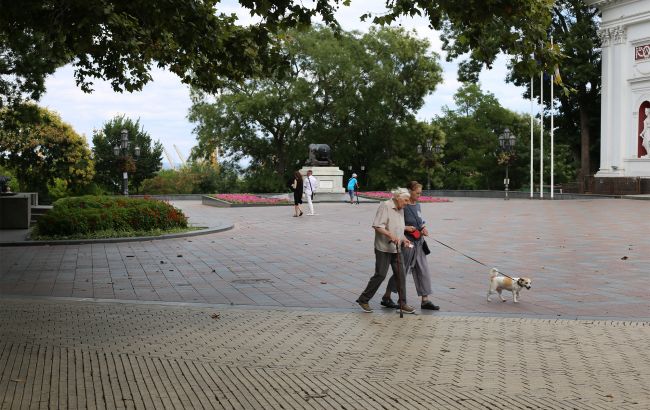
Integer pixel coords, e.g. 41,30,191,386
37,195,188,236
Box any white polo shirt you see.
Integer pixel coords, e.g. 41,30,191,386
372,199,405,253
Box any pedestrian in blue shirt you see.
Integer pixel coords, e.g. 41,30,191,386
347,173,359,204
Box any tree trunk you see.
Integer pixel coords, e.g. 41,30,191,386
579,106,590,191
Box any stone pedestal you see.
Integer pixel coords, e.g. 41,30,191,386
0,194,31,229
300,166,345,193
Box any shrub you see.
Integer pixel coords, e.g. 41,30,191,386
36,195,188,236
140,163,241,194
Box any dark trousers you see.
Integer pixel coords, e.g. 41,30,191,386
358,249,407,304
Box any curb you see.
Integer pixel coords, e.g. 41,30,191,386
0,223,234,247
1,294,649,323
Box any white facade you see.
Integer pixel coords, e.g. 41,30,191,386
587,0,650,177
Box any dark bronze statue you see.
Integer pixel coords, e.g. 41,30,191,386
305,144,333,166
0,176,11,193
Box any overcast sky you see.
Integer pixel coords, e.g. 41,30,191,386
39,1,529,165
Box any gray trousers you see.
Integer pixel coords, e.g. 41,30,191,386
386,240,432,297
357,249,407,304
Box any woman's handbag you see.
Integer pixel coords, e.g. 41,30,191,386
409,229,421,240
422,240,431,255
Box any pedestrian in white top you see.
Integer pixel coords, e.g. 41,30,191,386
303,169,319,215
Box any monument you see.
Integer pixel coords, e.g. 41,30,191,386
300,144,345,194
586,0,650,193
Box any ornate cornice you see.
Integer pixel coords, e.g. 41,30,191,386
598,25,628,46
585,0,640,8
598,28,612,46
612,26,628,44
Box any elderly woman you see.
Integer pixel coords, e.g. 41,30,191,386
356,187,415,314
382,181,440,310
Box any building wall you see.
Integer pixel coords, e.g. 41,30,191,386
588,0,650,177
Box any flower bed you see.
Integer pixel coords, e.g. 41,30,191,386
211,193,291,205
358,191,451,203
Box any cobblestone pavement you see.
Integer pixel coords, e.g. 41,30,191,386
1,198,650,409
1,297,649,409
1,198,649,319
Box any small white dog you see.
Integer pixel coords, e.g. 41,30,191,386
487,268,532,303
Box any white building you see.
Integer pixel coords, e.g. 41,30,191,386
586,0,650,189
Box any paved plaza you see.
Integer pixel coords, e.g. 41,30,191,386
1,197,649,408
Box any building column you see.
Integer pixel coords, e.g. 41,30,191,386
597,27,613,174
611,25,627,171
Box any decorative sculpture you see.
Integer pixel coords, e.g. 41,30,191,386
0,176,11,194
305,144,333,166
641,107,650,158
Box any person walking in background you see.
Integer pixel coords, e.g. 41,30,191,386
290,170,304,217
382,181,440,311
347,173,359,204
303,169,319,215
356,187,415,314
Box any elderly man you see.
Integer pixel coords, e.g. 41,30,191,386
356,188,414,314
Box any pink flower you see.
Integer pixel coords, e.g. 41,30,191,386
212,194,290,205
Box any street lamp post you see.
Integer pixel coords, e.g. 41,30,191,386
432,143,442,191
113,129,140,196
498,128,516,200
360,165,365,188
417,139,441,191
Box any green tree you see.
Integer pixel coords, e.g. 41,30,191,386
140,162,240,194
369,0,559,78
438,0,601,184
189,26,443,190
0,0,344,107
509,0,601,181
436,83,577,190
92,116,163,193
0,104,95,199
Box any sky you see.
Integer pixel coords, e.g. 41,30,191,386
39,1,530,167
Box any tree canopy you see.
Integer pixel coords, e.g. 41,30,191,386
511,0,601,180
1,0,564,108
371,0,559,80
0,104,95,197
0,0,345,107
434,83,577,190
189,25,443,190
92,116,164,193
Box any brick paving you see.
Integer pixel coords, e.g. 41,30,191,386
1,197,650,408
1,198,648,319
1,298,649,409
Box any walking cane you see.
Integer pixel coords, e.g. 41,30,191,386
395,241,404,318
355,189,359,205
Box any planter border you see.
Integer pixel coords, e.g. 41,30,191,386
0,224,233,247
202,195,292,207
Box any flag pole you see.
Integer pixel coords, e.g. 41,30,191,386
530,75,534,199
550,36,555,199
539,70,544,199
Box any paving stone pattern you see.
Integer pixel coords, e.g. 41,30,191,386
1,198,649,409
1,298,649,409
1,199,649,319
